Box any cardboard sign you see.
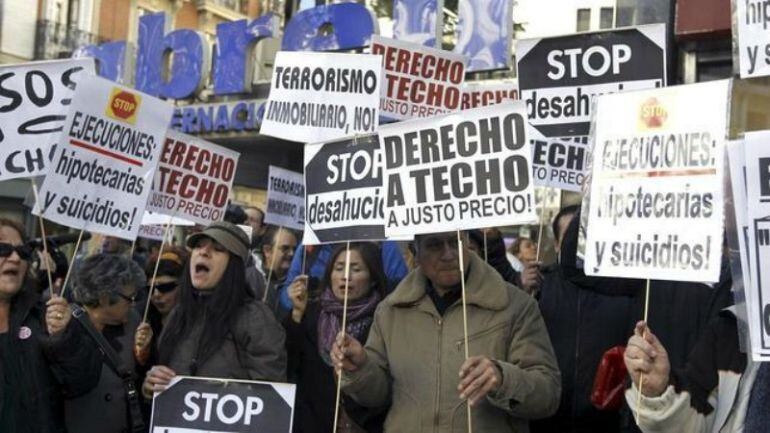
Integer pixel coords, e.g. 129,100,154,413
138,224,170,242
584,80,730,283
371,35,467,120
34,75,174,240
530,132,588,192
517,24,666,138
265,166,305,231
150,376,295,433
0,58,95,180
261,51,381,143
147,130,239,226
380,102,536,238
742,131,770,360
461,80,519,110
304,134,386,244
734,1,770,78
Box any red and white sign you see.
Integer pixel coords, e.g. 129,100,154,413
147,130,240,226
371,35,467,120
461,80,519,109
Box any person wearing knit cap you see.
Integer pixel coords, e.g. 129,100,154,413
141,221,287,399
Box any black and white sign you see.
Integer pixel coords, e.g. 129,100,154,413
265,166,305,231
530,131,587,192
261,51,381,143
0,58,95,181
517,24,666,138
380,103,536,238
304,134,386,244
150,376,295,433
734,1,770,78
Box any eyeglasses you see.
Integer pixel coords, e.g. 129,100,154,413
0,243,32,261
117,292,138,304
149,282,178,294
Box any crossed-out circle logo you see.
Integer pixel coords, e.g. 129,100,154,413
105,88,141,125
638,97,667,130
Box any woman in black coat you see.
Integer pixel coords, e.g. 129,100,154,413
284,242,388,433
0,218,63,433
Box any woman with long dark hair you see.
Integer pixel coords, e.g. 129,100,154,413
142,221,286,398
285,242,388,433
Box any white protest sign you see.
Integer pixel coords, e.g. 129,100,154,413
35,75,174,240
141,211,195,226
530,131,588,192
371,35,467,120
517,24,666,138
742,131,770,360
461,80,519,110
734,1,770,78
304,134,386,245
265,165,305,231
150,376,295,433
261,51,381,143
380,102,536,238
138,224,170,242
584,80,730,282
147,130,239,226
0,58,95,180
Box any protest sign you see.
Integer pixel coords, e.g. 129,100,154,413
584,80,730,283
138,224,170,242
265,166,305,231
461,80,519,110
734,1,770,78
371,35,467,120
304,134,386,244
147,130,239,226
0,58,95,180
261,51,381,143
517,24,666,138
34,75,174,240
742,131,770,359
530,132,588,192
141,211,195,226
380,102,536,238
150,376,295,433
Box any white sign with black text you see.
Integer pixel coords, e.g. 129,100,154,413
380,103,536,238
265,165,305,231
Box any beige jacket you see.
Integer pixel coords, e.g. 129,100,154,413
341,253,561,433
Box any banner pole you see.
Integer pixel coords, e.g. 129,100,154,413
332,241,352,433
59,229,85,298
263,226,283,302
129,237,137,259
142,214,175,323
483,230,488,262
29,180,54,295
301,245,308,275
534,188,549,263
635,278,652,424
457,230,473,433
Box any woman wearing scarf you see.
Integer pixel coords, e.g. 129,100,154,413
285,242,389,433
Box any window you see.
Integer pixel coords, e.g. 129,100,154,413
600,7,614,29
576,8,591,32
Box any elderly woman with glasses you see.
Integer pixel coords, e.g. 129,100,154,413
42,254,148,433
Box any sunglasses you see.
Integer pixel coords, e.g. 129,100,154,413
0,243,33,261
149,282,178,294
117,292,139,304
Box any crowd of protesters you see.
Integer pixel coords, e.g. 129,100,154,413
0,198,757,433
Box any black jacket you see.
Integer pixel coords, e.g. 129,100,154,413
41,309,146,433
284,302,387,433
0,288,63,433
533,266,634,433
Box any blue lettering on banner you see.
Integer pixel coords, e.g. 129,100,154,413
74,1,511,102
171,100,266,135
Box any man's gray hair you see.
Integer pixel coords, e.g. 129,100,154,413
73,254,146,306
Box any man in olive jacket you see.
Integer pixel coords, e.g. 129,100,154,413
333,232,561,432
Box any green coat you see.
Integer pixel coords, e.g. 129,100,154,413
342,253,561,433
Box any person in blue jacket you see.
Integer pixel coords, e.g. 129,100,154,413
278,241,408,311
